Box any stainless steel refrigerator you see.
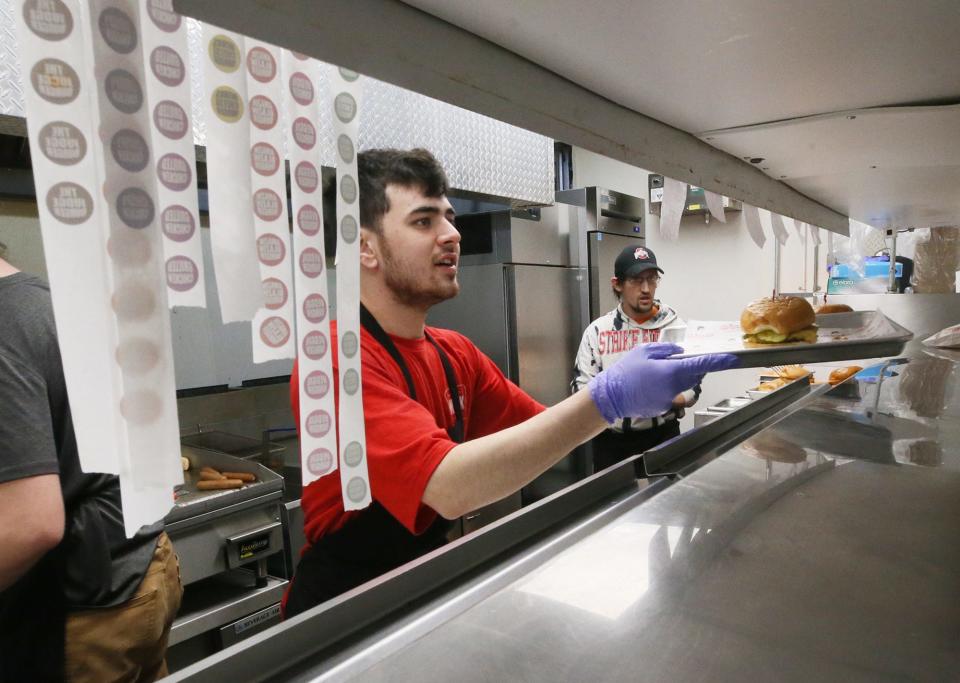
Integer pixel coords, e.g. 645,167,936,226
429,188,646,527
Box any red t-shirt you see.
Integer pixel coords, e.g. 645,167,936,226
291,322,544,545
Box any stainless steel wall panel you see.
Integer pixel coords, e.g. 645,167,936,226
510,264,580,406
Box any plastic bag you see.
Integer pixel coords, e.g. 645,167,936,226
913,226,959,293
923,323,960,349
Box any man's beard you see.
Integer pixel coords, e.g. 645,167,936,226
380,238,459,309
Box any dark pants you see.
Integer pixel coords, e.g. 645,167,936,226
591,420,681,477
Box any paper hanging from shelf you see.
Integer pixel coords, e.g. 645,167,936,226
770,212,789,245
245,40,294,363
330,67,371,510
201,26,264,322
659,176,686,241
140,0,205,308
284,50,338,488
743,203,767,248
703,189,726,223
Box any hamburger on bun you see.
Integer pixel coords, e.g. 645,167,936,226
828,365,862,385
740,296,818,344
816,303,854,314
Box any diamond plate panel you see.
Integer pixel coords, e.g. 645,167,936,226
0,0,25,118
186,17,206,146
0,9,553,204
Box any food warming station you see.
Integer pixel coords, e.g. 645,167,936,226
165,317,960,682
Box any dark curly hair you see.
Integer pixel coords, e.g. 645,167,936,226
322,148,449,255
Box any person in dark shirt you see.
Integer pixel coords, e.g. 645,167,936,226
0,256,182,682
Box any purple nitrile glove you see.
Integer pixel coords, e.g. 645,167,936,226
588,343,740,422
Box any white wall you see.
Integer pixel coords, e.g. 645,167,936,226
571,147,828,429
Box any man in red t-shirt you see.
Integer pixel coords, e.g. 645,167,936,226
283,149,737,617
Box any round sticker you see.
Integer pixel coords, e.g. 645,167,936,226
342,368,360,395
261,277,288,310
23,0,73,41
334,92,357,123
291,116,316,150
340,174,357,204
246,46,276,82
253,188,283,221
297,205,321,236
31,59,79,105
157,153,192,191
305,409,332,438
153,100,189,140
111,284,156,321
260,317,291,348
336,134,354,163
38,121,86,166
110,129,149,172
346,476,367,503
306,448,334,476
250,142,280,176
107,231,151,266
343,441,364,467
304,370,330,399
291,51,309,61
161,205,195,242
249,95,278,130
208,34,240,72
115,338,160,375
299,247,323,278
288,72,314,105
119,391,162,424
105,69,143,114
211,86,243,123
99,7,137,54
256,233,286,266
46,182,92,225
302,330,327,360
340,215,358,243
339,67,359,82
147,0,180,32
294,161,318,193
116,187,154,229
341,331,359,358
150,46,185,87
303,294,327,323
166,255,199,292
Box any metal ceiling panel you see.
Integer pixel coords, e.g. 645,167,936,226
703,105,960,228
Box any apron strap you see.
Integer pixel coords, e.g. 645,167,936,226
359,303,464,443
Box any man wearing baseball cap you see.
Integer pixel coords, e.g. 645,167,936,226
572,245,697,474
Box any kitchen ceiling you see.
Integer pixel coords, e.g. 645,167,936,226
176,0,960,231
403,0,960,228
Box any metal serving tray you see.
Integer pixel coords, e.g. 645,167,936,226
662,311,913,369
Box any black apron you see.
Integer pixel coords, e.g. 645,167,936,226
284,306,464,618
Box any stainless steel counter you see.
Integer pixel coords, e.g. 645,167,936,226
167,345,960,682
